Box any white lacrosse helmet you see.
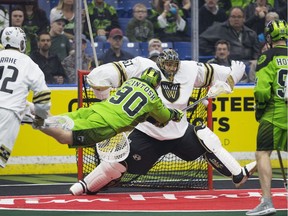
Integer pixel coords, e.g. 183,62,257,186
1,27,26,53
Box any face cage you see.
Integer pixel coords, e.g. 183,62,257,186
159,60,180,82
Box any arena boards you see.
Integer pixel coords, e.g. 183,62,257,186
0,188,286,213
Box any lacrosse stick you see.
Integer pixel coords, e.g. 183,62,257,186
182,80,232,112
96,132,130,163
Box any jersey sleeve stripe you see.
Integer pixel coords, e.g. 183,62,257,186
112,62,127,87
203,63,214,87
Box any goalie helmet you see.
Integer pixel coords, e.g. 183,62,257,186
156,49,180,82
141,67,161,88
264,19,288,42
1,27,26,53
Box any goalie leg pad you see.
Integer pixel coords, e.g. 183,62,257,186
69,161,127,196
195,125,242,176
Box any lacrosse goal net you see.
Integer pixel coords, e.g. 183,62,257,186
76,70,213,190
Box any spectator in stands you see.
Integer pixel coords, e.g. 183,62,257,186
199,0,228,34
22,1,49,55
30,32,68,84
50,0,75,42
84,0,120,43
62,35,92,84
98,28,134,65
199,0,231,13
0,5,9,32
199,7,260,61
10,6,24,27
147,38,163,62
244,0,274,36
49,12,71,61
207,39,232,66
257,11,279,43
274,0,287,21
207,39,248,82
153,0,191,17
149,0,190,42
126,3,154,42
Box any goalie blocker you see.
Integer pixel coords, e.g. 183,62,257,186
195,125,257,187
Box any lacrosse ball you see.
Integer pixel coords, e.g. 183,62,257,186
202,99,209,107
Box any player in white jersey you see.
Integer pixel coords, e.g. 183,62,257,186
70,49,257,196
0,27,51,168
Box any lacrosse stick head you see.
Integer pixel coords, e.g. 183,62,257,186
207,80,232,98
96,132,130,163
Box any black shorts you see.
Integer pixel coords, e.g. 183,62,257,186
125,124,206,174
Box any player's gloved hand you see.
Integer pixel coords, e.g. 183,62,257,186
32,115,45,129
170,109,184,122
255,108,265,122
230,60,246,84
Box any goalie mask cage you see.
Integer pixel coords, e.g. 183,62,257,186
77,70,213,190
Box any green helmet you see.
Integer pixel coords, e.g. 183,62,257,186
264,19,288,42
141,67,162,88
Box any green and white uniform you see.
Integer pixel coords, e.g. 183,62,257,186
254,45,288,151
66,78,172,147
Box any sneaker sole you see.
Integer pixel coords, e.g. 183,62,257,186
246,208,276,216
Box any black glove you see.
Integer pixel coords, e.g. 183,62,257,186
255,109,265,122
170,108,184,122
32,115,45,129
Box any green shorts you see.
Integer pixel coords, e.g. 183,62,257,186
64,107,117,148
257,120,287,151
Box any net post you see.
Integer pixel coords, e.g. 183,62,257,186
77,70,89,180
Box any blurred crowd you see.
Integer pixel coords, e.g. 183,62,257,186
0,0,286,84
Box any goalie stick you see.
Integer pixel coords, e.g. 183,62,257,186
182,80,232,112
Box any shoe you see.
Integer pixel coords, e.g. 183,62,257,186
246,197,276,215
44,116,74,130
234,161,257,188
69,180,86,196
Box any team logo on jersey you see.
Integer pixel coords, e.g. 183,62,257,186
133,154,141,161
257,54,267,65
161,81,180,102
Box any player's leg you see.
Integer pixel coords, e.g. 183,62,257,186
70,161,127,195
125,129,166,174
194,124,256,187
0,109,21,168
246,121,285,216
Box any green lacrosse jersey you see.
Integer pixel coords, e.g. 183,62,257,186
254,45,288,129
90,78,172,133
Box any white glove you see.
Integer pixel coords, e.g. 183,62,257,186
230,60,246,84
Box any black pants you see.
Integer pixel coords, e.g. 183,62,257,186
125,124,206,174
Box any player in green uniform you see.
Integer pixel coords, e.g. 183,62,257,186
34,67,184,148
246,20,288,216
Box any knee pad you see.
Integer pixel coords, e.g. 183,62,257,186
195,125,242,176
70,161,127,195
